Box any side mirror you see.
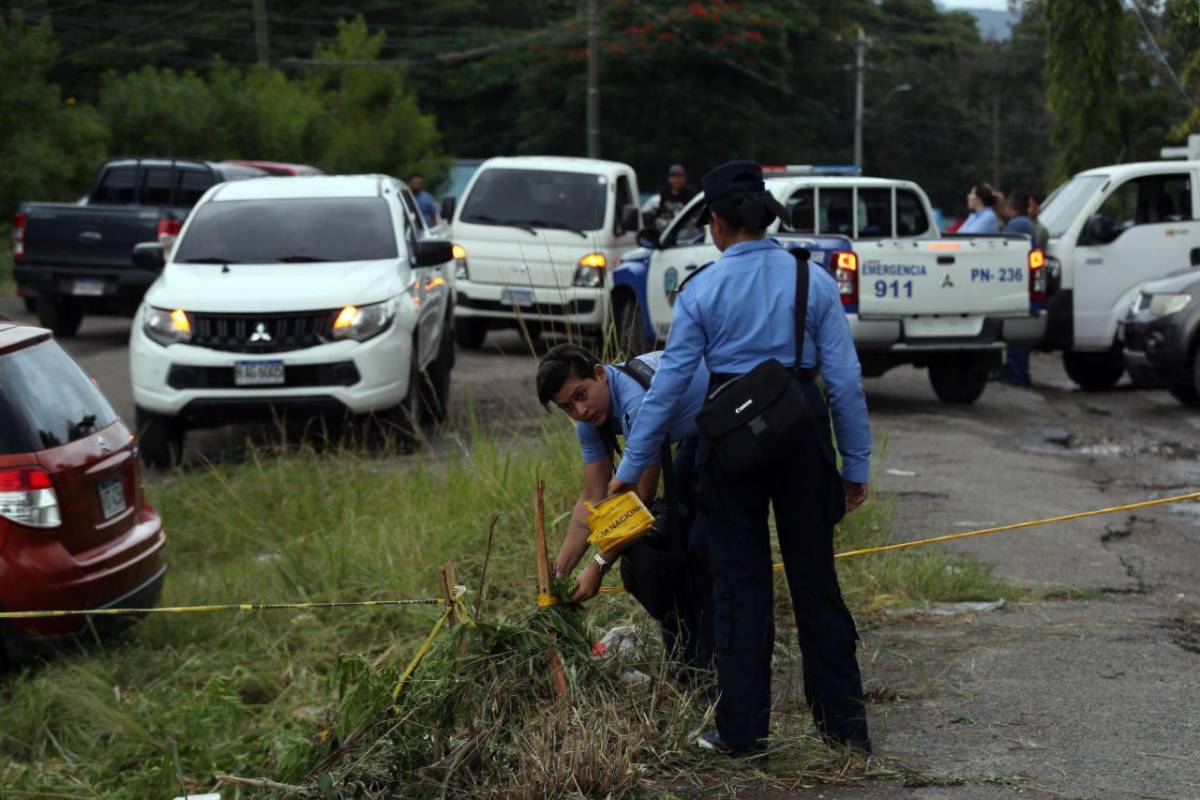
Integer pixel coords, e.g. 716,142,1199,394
636,226,661,249
414,239,454,267
619,204,640,235
132,242,165,272
1085,213,1116,245
439,195,456,222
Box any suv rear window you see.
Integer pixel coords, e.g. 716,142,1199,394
0,340,119,454
174,198,399,263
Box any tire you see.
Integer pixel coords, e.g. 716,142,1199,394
1127,362,1165,390
136,407,185,469
1062,348,1125,391
37,296,84,337
369,344,424,452
455,318,487,350
928,355,990,404
420,323,454,424
1168,349,1200,408
615,296,648,357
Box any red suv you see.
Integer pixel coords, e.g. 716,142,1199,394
0,320,166,663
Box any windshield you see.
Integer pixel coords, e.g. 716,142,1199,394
174,198,398,263
460,169,608,233
1039,175,1107,239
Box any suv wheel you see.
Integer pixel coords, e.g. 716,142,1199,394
928,355,989,404
1168,348,1200,407
368,345,424,452
38,296,84,337
420,323,454,424
136,407,185,468
455,318,488,350
1063,348,1125,391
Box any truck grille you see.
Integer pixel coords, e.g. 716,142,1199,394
189,311,337,353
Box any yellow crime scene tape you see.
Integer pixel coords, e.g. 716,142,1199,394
0,597,445,621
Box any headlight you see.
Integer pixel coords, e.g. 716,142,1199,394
330,300,395,342
143,306,192,346
452,244,468,280
1147,293,1192,318
573,252,606,288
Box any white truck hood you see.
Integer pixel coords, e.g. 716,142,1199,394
451,221,620,288
147,259,406,313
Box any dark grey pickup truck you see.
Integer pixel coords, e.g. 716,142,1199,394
12,158,264,335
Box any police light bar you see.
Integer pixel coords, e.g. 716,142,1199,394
761,164,863,176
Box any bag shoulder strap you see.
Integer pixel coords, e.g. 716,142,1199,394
613,358,682,548
792,248,810,373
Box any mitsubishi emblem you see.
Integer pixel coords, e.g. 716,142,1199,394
249,322,273,343
941,275,955,288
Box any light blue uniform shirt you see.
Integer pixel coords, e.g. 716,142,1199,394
1003,214,1037,240
959,207,1000,234
615,238,871,485
577,352,709,464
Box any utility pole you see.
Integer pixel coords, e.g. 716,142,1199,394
586,0,601,158
852,26,870,170
253,0,270,66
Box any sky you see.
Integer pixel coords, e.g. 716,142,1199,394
943,0,1011,9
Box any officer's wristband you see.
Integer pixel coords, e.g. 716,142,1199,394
593,552,613,575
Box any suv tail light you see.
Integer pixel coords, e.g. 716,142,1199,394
156,217,182,253
12,212,25,262
0,467,62,528
833,251,859,313
1028,249,1046,309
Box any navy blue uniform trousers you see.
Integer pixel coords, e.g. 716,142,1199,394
697,384,869,751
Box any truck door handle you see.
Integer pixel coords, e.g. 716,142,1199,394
937,255,955,265
685,264,698,271
1191,247,1200,267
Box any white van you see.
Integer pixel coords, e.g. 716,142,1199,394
445,156,641,347
1039,135,1200,389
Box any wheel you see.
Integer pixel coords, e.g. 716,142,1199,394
420,323,454,424
615,296,648,356
1062,349,1125,391
928,355,989,404
455,318,487,349
136,407,185,468
368,343,424,452
1126,362,1164,390
37,296,83,337
1168,349,1200,408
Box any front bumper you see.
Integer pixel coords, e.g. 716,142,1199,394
454,281,607,328
1120,314,1192,381
130,314,415,419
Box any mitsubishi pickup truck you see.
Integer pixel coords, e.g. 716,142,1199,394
12,158,265,336
612,170,1046,404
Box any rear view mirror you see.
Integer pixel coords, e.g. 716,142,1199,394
1085,214,1117,245
636,226,661,249
620,204,641,235
415,239,454,267
132,242,165,272
439,195,456,222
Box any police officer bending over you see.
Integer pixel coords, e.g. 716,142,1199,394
608,161,873,755
537,343,714,673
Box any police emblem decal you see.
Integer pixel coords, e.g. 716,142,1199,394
664,267,679,306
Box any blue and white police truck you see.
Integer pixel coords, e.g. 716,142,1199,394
612,167,1047,404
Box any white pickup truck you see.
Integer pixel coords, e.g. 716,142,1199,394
612,171,1046,404
1036,135,1200,390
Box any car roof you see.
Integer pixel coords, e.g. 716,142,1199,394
477,155,632,175
210,174,385,202
0,320,52,356
1077,160,1200,179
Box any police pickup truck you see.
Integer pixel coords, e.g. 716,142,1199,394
612,168,1046,404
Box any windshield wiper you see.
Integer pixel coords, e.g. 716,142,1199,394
527,220,588,238
462,214,538,236
276,255,332,263
181,256,237,264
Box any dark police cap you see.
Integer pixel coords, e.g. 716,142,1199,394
701,160,765,203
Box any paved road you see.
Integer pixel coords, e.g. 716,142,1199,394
4,297,1200,798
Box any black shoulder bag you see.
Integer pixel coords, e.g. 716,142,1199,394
694,249,813,475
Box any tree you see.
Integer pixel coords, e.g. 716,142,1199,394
0,11,107,216
1045,0,1124,181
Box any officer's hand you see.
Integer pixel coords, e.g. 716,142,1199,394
844,481,869,515
607,478,634,498
570,562,604,603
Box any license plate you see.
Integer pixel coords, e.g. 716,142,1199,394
234,360,285,386
72,279,105,297
97,475,127,520
500,288,534,308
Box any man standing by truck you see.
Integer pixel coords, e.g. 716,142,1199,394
646,164,698,231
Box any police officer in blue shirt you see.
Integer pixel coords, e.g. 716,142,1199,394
608,161,872,755
537,343,714,671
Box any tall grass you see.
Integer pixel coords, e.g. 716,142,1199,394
0,421,1009,797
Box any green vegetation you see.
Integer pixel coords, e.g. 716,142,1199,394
0,232,13,296
0,422,1011,797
